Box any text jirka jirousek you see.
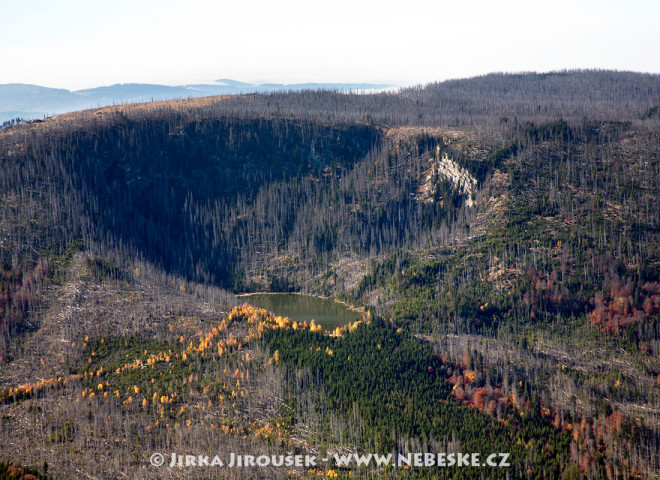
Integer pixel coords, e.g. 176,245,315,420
154,452,511,468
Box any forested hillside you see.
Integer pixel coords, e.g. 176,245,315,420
0,70,658,479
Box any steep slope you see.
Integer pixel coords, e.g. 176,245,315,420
1,71,659,479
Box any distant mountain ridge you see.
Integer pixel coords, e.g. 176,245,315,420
0,80,394,123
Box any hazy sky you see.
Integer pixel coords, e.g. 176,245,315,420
1,0,658,90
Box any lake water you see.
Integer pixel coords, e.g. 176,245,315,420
240,293,362,331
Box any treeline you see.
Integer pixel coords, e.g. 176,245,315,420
203,70,660,130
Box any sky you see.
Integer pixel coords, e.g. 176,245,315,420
1,0,659,90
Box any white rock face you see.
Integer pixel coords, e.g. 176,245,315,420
434,147,477,207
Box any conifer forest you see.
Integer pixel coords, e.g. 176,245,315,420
0,70,658,479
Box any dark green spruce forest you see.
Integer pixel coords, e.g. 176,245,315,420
0,70,658,479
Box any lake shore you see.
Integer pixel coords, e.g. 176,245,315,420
236,291,368,316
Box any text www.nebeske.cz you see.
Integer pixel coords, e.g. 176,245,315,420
155,452,511,468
